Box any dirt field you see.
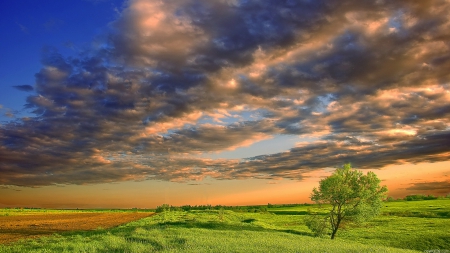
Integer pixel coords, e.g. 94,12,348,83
0,212,154,244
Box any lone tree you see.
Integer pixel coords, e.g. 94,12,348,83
309,163,388,239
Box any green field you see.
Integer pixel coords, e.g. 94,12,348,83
1,199,449,252
268,199,450,251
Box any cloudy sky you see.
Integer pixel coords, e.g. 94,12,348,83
1,0,450,208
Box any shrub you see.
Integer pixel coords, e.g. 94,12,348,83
304,214,330,237
218,207,225,221
155,204,171,213
386,196,395,202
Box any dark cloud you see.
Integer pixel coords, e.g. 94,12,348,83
405,181,450,195
12,85,34,92
1,0,450,187
237,130,450,177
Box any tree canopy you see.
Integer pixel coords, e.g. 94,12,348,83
310,163,388,239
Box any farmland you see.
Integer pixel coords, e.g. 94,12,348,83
0,199,449,252
0,209,154,245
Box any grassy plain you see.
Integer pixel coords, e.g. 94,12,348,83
268,199,450,251
0,199,449,252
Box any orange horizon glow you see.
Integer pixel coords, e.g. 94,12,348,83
1,161,448,209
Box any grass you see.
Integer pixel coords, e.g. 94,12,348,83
268,199,450,251
1,199,449,252
0,211,417,253
338,200,450,251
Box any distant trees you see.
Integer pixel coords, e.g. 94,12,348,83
308,163,388,239
404,194,438,201
385,194,444,202
155,204,268,213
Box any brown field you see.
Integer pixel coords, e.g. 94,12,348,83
0,212,154,244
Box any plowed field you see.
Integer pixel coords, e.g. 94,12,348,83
0,212,154,244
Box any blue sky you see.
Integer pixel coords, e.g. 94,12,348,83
0,0,123,121
1,0,450,208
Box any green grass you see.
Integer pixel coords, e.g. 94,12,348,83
268,199,450,251
1,199,449,252
381,199,450,218
0,210,418,253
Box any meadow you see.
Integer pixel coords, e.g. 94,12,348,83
0,199,449,252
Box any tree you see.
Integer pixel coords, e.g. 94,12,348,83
155,203,171,213
309,163,388,239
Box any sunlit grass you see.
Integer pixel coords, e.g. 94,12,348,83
268,199,450,251
1,199,449,252
0,210,418,253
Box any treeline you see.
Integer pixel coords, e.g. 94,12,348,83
404,194,439,201
155,203,311,213
386,194,450,202
156,195,450,212
155,204,268,213
267,203,311,208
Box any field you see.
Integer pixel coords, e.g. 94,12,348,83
0,209,154,245
0,199,449,252
267,199,450,251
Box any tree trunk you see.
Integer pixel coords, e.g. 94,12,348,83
330,217,341,239
331,228,337,239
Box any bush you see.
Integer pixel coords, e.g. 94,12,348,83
218,207,224,221
155,204,171,213
181,205,192,211
305,214,330,237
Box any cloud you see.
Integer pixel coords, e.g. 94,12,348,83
405,181,450,195
1,0,450,187
4,112,15,118
12,85,34,92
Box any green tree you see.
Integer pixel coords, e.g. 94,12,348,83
310,163,388,239
155,203,171,213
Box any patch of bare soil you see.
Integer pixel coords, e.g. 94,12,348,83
0,212,154,244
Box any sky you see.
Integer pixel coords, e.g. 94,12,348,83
1,0,450,209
